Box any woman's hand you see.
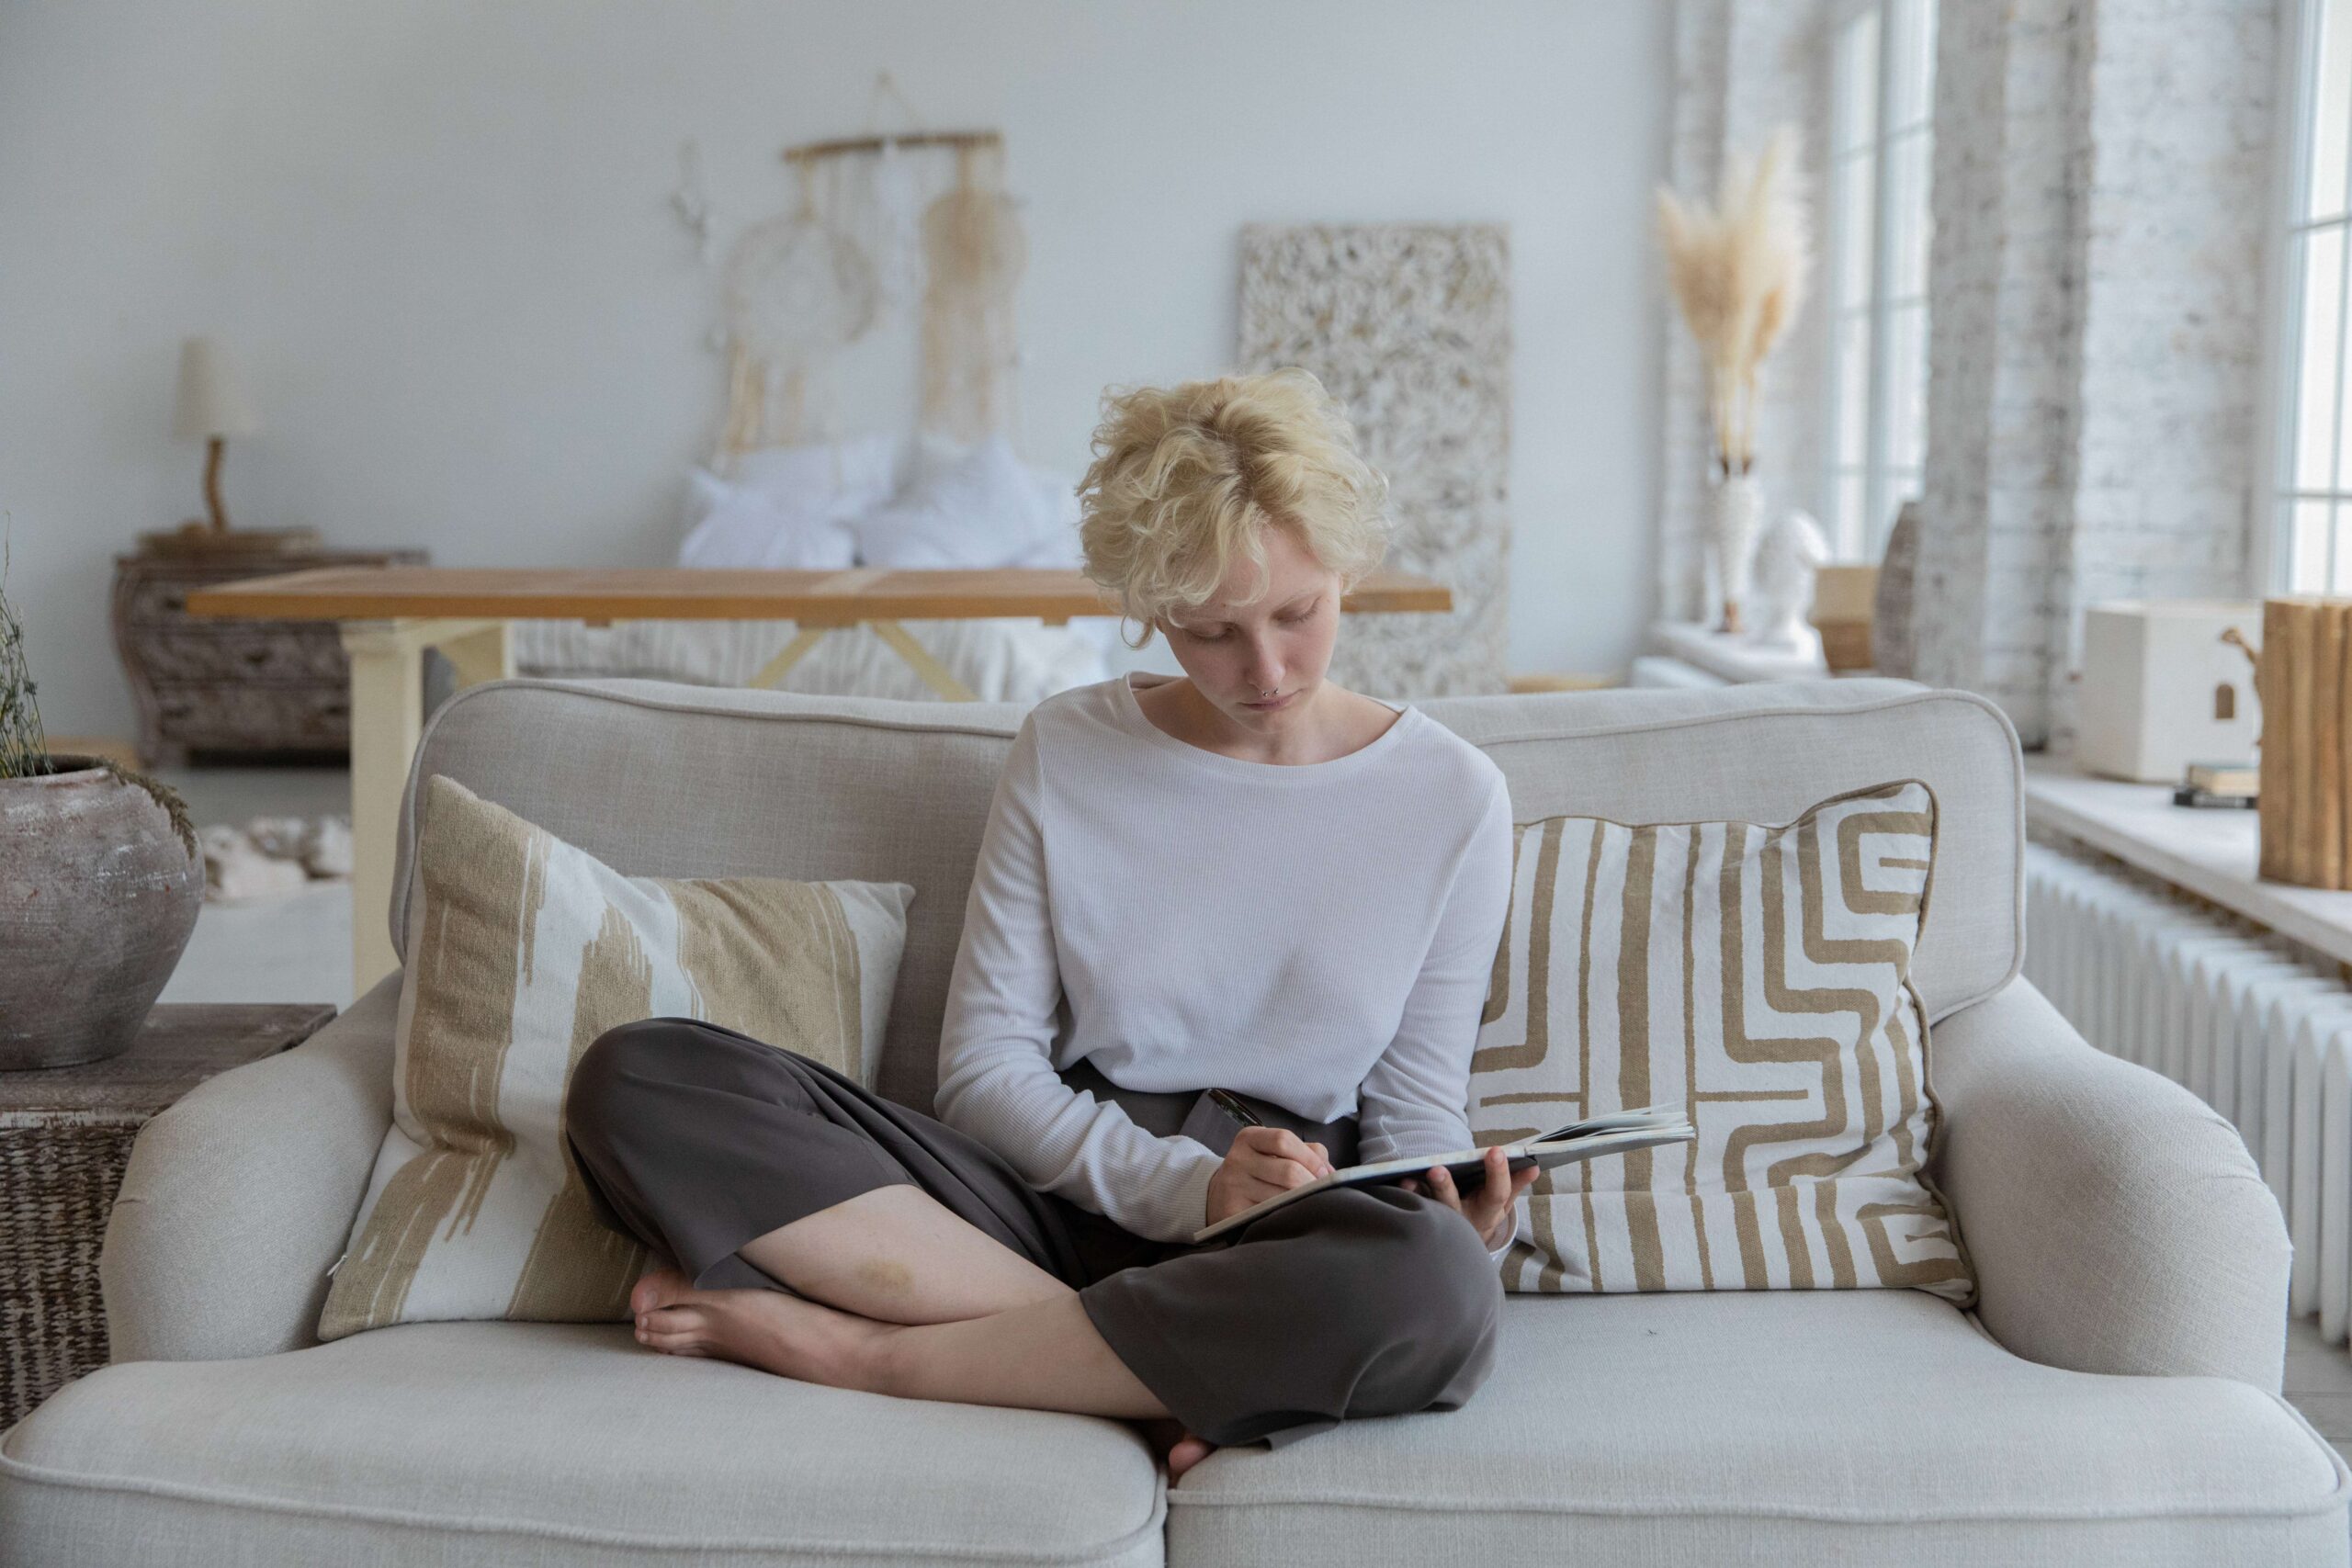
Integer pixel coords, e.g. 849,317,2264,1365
1399,1147,1538,1251
1205,1126,1335,1225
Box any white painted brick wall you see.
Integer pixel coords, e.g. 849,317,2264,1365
1669,0,2277,748
2048,0,2274,742
1919,0,2275,747
1915,0,2086,738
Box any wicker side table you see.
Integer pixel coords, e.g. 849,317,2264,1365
0,1003,335,1429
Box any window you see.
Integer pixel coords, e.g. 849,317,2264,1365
1822,0,1939,561
2273,0,2352,592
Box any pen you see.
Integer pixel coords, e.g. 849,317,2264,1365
1206,1087,1263,1127
1211,1089,1338,1180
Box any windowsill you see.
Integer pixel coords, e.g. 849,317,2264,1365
1648,621,1834,684
2022,755,2352,969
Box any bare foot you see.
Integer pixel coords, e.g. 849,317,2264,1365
629,1267,890,1391
1138,1417,1218,1481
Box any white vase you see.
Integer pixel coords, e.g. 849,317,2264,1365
1706,473,1762,633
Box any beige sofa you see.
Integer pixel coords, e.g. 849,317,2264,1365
5,676,2346,1566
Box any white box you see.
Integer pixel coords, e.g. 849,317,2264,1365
2075,599,2262,783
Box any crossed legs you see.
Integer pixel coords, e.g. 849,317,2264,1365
628,1184,1159,1414
564,1022,1219,1472
565,1019,1498,1473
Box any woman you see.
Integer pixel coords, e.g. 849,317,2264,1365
564,367,1531,1477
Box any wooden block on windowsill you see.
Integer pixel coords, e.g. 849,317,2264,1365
1813,564,1879,620
1814,620,1875,672
1811,565,1880,673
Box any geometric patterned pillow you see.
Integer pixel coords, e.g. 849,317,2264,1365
1470,780,1973,1303
316,774,912,1342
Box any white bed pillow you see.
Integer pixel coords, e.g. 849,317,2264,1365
735,431,903,511
676,470,856,569
676,433,904,570
855,433,1076,568
912,432,1082,562
1004,510,1083,569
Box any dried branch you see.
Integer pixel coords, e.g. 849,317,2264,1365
1656,125,1813,474
0,522,46,781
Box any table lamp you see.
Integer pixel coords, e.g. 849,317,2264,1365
148,335,313,554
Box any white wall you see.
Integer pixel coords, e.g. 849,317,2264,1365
0,0,1670,737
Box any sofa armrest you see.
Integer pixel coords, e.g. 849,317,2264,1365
99,973,400,1362
1929,976,2290,1391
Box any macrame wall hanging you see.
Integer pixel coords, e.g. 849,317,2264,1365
918,140,1024,446
682,73,1028,466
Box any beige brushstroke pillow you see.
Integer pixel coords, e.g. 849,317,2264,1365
318,775,912,1341
1471,780,1973,1303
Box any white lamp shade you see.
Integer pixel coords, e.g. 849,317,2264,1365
172,335,260,442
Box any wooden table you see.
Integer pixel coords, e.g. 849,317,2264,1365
186,566,1454,989
1,1002,337,1427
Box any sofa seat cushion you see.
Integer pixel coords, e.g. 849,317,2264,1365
0,1322,1163,1568
1167,1291,2349,1568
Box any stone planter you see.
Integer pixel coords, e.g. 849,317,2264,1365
0,759,202,1069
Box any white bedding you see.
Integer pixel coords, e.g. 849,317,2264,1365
507,425,1138,700
522,430,1123,704
512,615,1116,704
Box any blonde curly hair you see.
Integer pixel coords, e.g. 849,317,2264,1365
1075,368,1390,649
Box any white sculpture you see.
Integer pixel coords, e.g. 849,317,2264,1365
1748,506,1830,656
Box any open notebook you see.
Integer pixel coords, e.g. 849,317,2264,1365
1192,1105,1699,1244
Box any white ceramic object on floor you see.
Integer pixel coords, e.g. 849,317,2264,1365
305,816,354,880
200,825,310,904
241,815,310,861
200,813,356,902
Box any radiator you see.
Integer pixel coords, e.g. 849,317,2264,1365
2023,840,2352,1344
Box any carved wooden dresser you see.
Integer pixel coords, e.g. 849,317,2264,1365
110,544,427,765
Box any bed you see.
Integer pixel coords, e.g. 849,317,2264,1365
510,426,1127,704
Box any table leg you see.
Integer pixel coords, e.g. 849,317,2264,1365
338,617,512,994
436,621,514,689
866,620,978,700
748,626,830,690
749,621,978,699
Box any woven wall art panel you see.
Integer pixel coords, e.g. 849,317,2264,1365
1238,222,1511,698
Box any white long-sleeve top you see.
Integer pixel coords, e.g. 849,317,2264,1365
933,670,1518,1259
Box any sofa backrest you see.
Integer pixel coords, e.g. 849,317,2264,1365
397,675,2023,1114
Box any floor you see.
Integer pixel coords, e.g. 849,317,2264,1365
154,763,356,1010
153,763,2352,1475
2290,1315,2352,1466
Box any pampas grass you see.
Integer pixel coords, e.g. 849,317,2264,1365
1657,126,1812,477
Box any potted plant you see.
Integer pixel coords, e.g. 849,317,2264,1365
1657,126,1812,634
0,557,201,1069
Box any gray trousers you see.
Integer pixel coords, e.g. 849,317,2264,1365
562,1018,1501,1449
